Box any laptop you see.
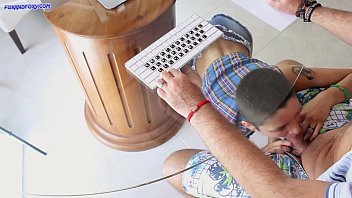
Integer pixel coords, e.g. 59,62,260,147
97,0,126,9
41,0,126,11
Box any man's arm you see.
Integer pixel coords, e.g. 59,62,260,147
157,69,329,197
278,64,352,104
267,0,352,45
191,100,328,197
311,7,352,46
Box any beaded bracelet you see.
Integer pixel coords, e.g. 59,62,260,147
304,2,322,22
295,0,321,22
330,84,350,103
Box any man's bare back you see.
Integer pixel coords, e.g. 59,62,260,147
302,123,352,178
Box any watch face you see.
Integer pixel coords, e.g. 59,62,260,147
304,0,316,6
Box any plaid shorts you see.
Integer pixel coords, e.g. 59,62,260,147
201,52,280,136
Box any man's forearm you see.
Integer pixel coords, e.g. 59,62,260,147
311,7,352,45
157,68,329,197
321,73,352,107
190,104,328,197
267,0,352,45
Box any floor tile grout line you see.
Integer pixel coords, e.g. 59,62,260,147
21,145,25,198
175,134,191,148
201,0,229,18
253,19,301,57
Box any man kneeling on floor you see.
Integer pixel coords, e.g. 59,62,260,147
157,68,352,198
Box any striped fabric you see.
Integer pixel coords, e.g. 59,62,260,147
317,150,352,198
201,52,280,135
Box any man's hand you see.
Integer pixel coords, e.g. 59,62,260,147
156,68,206,118
267,0,303,15
261,140,293,154
300,94,331,142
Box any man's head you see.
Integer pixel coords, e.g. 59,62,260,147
236,68,303,138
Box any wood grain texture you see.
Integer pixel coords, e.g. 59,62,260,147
46,0,183,151
46,0,176,37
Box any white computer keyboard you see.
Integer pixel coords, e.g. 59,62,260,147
125,15,223,89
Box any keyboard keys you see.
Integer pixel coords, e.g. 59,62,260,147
125,14,223,89
136,67,146,75
130,64,138,71
146,53,154,59
140,69,153,79
142,57,149,63
145,72,159,83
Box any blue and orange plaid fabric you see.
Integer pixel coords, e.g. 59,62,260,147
201,52,280,135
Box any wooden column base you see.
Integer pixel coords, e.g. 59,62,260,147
84,103,184,151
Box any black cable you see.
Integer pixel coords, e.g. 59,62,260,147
15,117,255,197
0,126,47,155
23,156,214,197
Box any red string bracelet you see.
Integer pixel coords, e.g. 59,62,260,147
187,99,210,122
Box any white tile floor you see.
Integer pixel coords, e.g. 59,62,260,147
0,0,351,198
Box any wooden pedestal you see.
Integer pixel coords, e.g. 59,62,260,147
45,0,183,151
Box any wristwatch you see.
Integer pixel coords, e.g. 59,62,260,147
304,0,317,6
296,0,320,21
295,3,305,18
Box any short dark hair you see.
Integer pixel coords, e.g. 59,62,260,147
236,68,293,126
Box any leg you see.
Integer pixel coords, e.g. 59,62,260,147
163,149,307,197
9,30,25,54
162,149,201,197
